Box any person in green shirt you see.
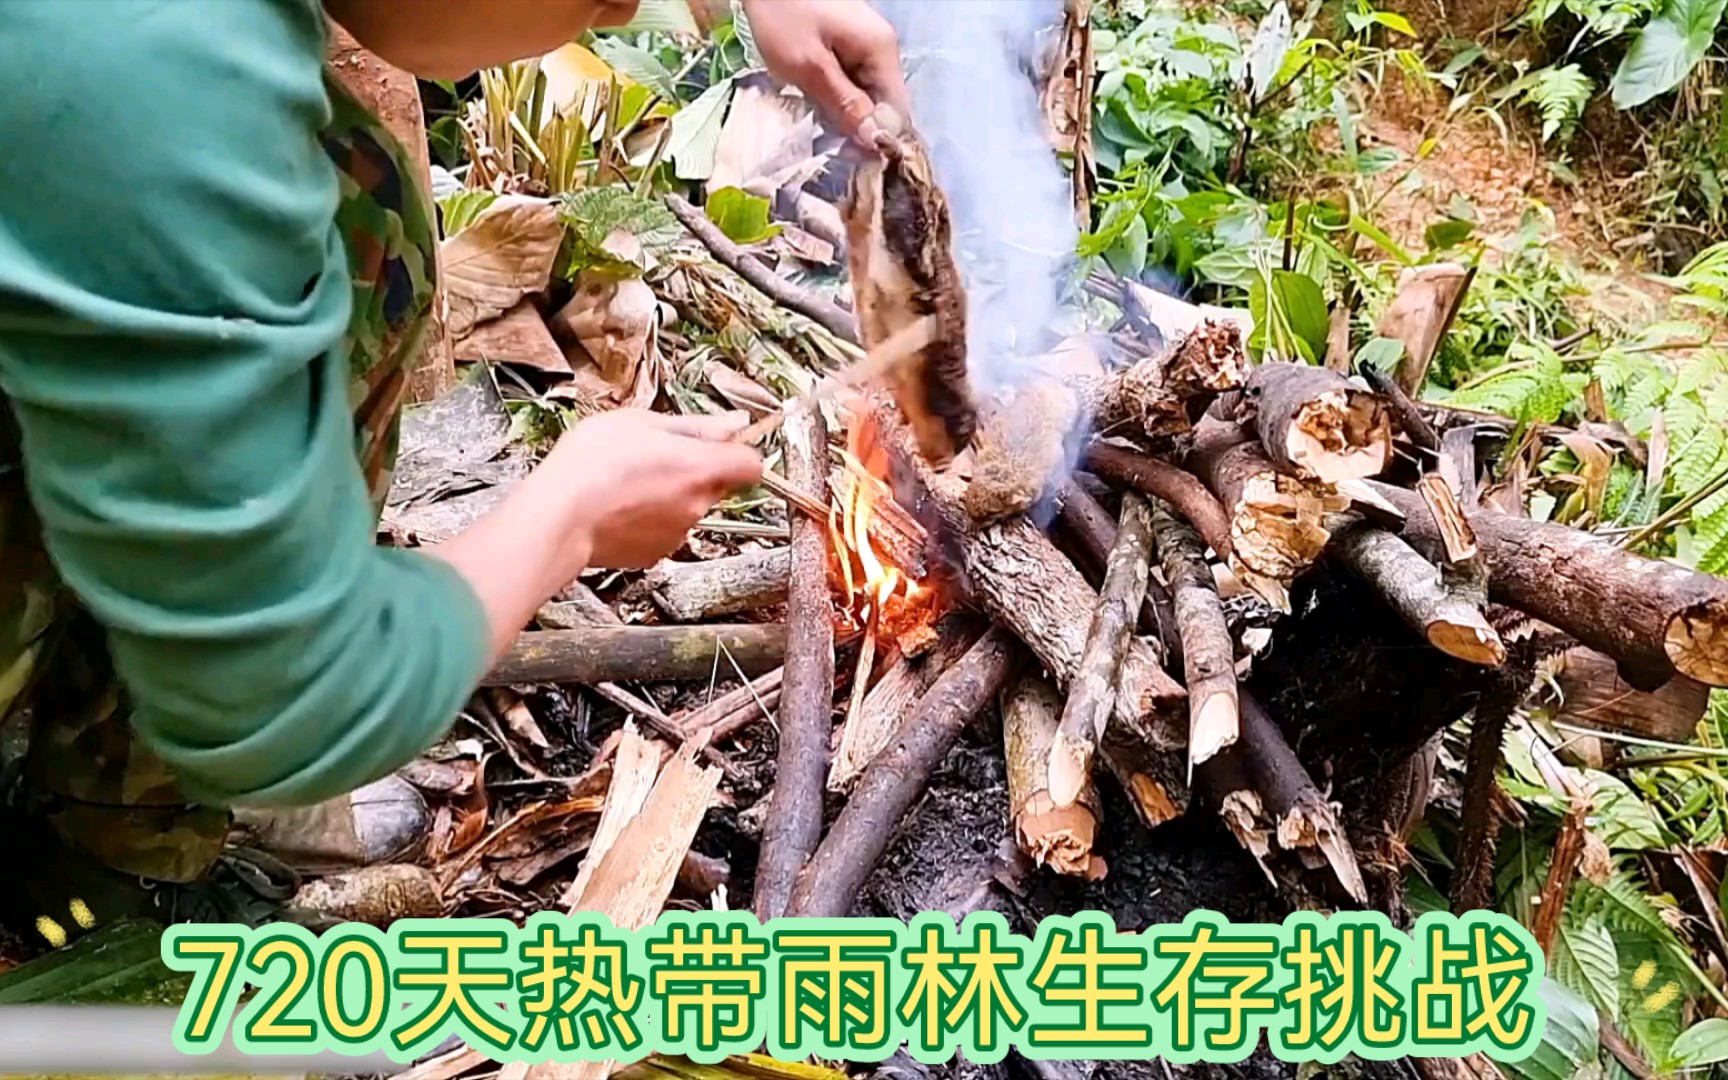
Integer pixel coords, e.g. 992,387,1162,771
0,0,909,939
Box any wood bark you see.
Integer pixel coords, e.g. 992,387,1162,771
1329,523,1505,666
666,194,860,345
1242,361,1392,485
1197,694,1368,904
755,400,835,921
1151,503,1240,768
1188,422,1340,593
876,404,1189,823
830,619,977,793
325,25,455,404
1050,494,1154,808
1005,673,1103,879
785,629,1018,918
1055,481,1180,662
643,548,790,622
1532,792,1592,954
1083,443,1234,561
1371,480,1728,690
485,626,785,686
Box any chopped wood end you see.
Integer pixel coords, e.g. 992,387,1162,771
1015,793,1107,880
1427,619,1510,667
1232,472,1336,579
1122,771,1183,826
1275,802,1369,905
1667,598,1728,687
1286,389,1393,485
1189,690,1241,767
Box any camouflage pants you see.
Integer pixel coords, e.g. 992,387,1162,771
0,75,439,884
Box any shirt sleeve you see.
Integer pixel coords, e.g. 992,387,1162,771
0,0,492,807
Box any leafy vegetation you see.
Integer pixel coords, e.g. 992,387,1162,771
420,0,1726,1070
1081,0,1726,1070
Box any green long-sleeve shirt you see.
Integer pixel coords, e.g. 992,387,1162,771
0,0,491,807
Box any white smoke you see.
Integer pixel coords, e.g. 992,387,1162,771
872,0,1078,394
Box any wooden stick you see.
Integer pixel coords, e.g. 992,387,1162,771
754,399,835,921
560,722,661,908
666,193,860,344
675,667,783,738
1055,481,1181,662
1531,789,1592,954
1005,673,1103,879
785,628,1018,918
485,626,786,686
1371,479,1728,690
829,618,976,793
1049,493,1154,808
1198,694,1368,904
1083,442,1234,561
1329,523,1505,667
876,401,1189,824
1150,501,1240,770
643,549,789,623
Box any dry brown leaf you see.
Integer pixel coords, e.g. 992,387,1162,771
442,195,563,337
550,271,658,396
488,687,552,749
454,299,571,375
709,78,816,199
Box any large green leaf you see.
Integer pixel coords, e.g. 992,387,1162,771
1610,0,1728,108
1271,269,1330,363
1553,914,1621,1017
705,187,782,245
597,0,701,36
1502,980,1600,1080
1671,1018,1728,1067
591,36,678,98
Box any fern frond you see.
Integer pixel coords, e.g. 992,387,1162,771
1521,64,1594,142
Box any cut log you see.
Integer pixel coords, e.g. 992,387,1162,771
1050,494,1154,808
1005,673,1104,880
1376,262,1471,395
785,628,1018,918
871,402,1190,823
1054,481,1181,662
1188,422,1341,591
754,400,835,922
1370,481,1728,690
830,619,977,793
1547,646,1710,742
1329,523,1505,666
1150,502,1240,768
643,548,790,622
1084,442,1234,562
1242,362,1391,485
1197,694,1367,904
485,626,786,686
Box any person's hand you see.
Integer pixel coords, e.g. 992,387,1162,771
741,0,911,149
551,409,764,569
